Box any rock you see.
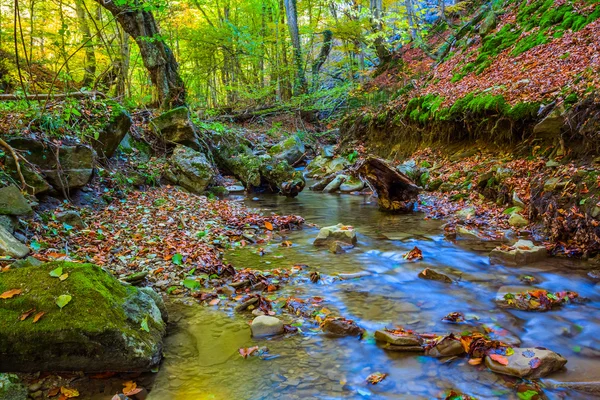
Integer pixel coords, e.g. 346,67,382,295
151,107,201,151
544,177,566,191
321,318,364,337
533,105,566,137
329,241,351,254
456,206,476,221
374,330,422,346
3,158,51,195
321,145,335,158
490,239,547,265
339,177,365,192
418,268,452,283
454,225,485,241
322,174,347,193
55,210,85,228
546,160,561,168
485,347,567,379
10,257,42,269
0,373,27,400
325,157,350,175
139,287,168,323
0,186,32,216
226,185,245,193
508,213,529,227
479,11,497,36
512,192,526,208
92,106,132,159
0,262,166,372
268,136,305,165
313,224,357,247
426,336,465,357
219,285,236,296
164,145,216,194
6,138,95,191
0,215,17,233
0,225,30,258
251,315,284,337
305,155,330,178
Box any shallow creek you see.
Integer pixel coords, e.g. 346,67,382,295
147,187,600,400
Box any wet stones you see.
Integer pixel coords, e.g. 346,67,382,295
322,175,347,193
163,145,216,194
251,316,284,337
339,177,365,193
375,330,422,348
0,225,30,258
329,241,353,254
426,335,465,357
508,213,529,228
490,239,547,265
485,347,567,379
313,224,357,247
321,317,364,337
418,268,452,283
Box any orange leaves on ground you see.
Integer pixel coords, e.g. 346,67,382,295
403,246,423,261
1,266,10,272
264,221,273,231
489,354,509,366
208,298,220,306
238,346,259,358
20,309,34,321
0,289,22,299
33,311,45,323
468,358,483,366
48,387,60,397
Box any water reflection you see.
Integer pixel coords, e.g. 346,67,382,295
149,189,600,399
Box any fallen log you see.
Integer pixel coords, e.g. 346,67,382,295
0,91,106,101
356,156,420,213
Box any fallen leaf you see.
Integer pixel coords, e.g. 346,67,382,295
49,266,63,278
529,357,542,369
209,298,220,306
33,311,45,323
56,294,72,309
59,273,69,281
60,387,79,398
366,372,388,385
489,353,509,365
20,308,35,321
468,358,483,365
48,387,60,397
265,221,273,231
140,316,150,332
0,289,22,299
123,381,142,396
239,346,259,358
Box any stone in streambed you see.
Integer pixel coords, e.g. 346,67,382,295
375,330,422,346
418,268,452,283
321,318,364,337
164,145,216,194
55,210,85,228
508,213,529,228
314,223,357,247
329,241,353,254
251,315,284,337
0,262,166,372
485,347,567,379
322,174,347,193
490,239,547,265
426,335,465,357
339,177,364,192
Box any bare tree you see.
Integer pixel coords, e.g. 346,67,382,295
283,0,307,94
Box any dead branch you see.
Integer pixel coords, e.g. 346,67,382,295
0,91,106,101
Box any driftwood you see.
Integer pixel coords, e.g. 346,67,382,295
357,156,420,213
0,91,106,101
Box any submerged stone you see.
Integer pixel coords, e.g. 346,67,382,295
485,347,567,379
374,330,421,346
490,239,547,265
418,268,452,283
321,318,363,337
314,224,357,247
0,262,166,372
251,315,284,337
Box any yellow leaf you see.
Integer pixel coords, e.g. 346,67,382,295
59,273,69,281
60,387,79,398
33,311,45,323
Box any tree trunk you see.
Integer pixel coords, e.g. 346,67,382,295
311,29,333,90
75,0,96,87
283,0,307,94
357,156,420,213
405,0,418,40
370,0,392,64
94,0,185,109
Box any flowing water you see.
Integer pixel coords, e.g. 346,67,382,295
147,186,600,400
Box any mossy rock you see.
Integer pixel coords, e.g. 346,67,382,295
0,262,165,372
151,107,201,151
163,145,216,194
268,135,305,165
92,106,132,160
0,373,27,400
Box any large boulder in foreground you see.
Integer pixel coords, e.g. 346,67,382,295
485,347,567,379
164,145,216,194
0,262,166,372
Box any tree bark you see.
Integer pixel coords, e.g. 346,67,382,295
357,156,420,213
311,29,333,90
283,0,307,94
370,0,392,64
75,0,96,87
94,0,185,109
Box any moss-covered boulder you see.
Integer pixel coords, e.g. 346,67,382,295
268,135,305,165
163,145,216,194
92,106,132,159
151,107,201,151
0,186,32,215
0,262,166,372
0,373,27,400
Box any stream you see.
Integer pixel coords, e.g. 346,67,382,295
147,185,600,399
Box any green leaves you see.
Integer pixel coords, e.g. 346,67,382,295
49,267,63,277
182,278,200,290
56,294,72,309
140,316,150,332
172,253,183,265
